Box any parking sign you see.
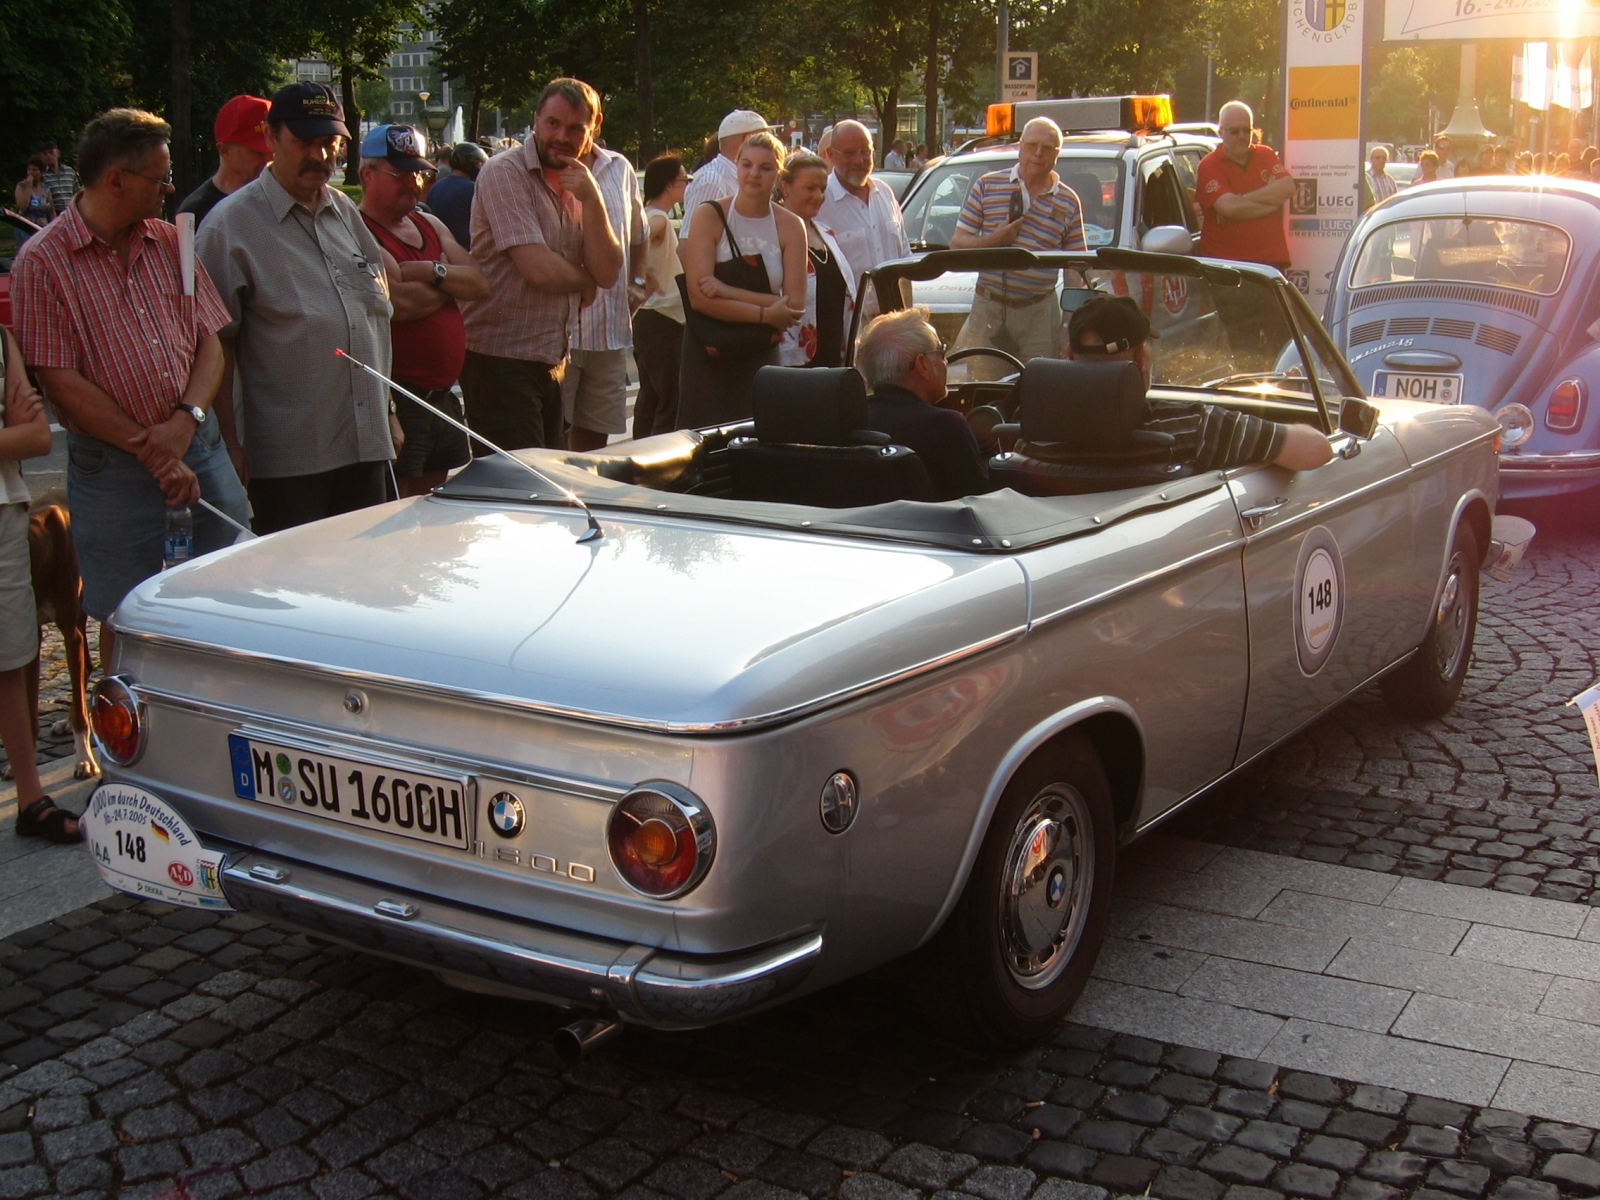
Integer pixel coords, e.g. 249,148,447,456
1003,53,1038,102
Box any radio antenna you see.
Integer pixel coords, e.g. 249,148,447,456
336,349,603,544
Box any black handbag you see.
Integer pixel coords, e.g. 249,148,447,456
679,200,782,360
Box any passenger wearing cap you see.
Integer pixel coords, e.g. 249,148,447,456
1064,295,1332,472
178,95,272,227
196,82,400,534
358,124,488,498
679,109,766,243
817,120,910,274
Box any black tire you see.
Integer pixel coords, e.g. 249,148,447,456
914,732,1117,1047
1381,521,1480,719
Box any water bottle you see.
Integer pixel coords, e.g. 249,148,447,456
163,506,194,571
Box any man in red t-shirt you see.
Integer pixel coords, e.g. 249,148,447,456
1196,101,1294,269
358,124,490,496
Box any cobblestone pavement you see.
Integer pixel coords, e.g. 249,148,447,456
2,501,1599,1198
1173,499,1600,906
5,895,1600,1200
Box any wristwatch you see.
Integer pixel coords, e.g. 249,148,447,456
432,260,449,286
178,404,206,425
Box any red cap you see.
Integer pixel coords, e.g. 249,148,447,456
214,95,271,153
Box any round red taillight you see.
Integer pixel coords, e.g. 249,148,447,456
90,675,144,765
1547,379,1585,432
607,783,714,898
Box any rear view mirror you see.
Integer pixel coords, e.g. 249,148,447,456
1060,287,1101,314
1340,397,1380,439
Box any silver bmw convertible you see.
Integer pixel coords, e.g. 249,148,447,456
85,247,1518,1048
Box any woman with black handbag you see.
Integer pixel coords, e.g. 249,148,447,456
676,132,807,429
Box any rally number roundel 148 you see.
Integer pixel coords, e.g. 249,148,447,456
1294,526,1345,676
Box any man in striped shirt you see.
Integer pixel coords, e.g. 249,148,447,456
38,141,80,218
1366,146,1399,206
949,117,1085,379
1064,296,1332,473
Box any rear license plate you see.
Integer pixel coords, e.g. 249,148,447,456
228,733,472,850
1371,370,1464,404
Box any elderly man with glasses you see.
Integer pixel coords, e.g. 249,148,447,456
197,82,399,534
1196,101,1295,270
12,107,250,671
358,124,490,497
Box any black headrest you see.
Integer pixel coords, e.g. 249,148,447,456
751,367,869,446
1017,359,1148,450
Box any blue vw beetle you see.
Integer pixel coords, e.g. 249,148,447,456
1326,176,1600,500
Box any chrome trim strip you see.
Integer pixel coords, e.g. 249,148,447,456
119,624,1029,735
133,684,627,802
1402,427,1499,473
219,851,823,1028
1499,450,1600,472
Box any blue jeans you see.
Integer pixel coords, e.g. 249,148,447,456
68,418,250,620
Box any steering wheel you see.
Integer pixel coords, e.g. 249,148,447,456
947,346,1027,375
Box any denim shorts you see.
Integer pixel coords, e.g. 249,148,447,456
68,418,251,621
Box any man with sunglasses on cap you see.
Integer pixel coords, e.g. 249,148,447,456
358,124,488,497
178,95,272,227
1065,295,1331,472
197,82,399,534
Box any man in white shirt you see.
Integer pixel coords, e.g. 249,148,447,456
1366,145,1399,205
884,140,906,169
1432,133,1456,179
679,109,767,243
817,120,910,276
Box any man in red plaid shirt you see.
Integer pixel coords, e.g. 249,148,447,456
13,108,249,667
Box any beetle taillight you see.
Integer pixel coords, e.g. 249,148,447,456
90,675,144,764
607,783,715,898
1547,379,1585,431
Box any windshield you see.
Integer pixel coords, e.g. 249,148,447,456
864,258,1337,400
1350,216,1570,294
901,156,1125,250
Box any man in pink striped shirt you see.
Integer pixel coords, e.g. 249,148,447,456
13,108,248,664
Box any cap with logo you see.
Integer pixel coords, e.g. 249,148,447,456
718,110,769,141
1067,294,1161,355
267,82,350,140
214,95,271,154
360,124,431,173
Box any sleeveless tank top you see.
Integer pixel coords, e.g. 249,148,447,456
359,212,466,390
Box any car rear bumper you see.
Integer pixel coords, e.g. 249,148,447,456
219,851,822,1028
1498,450,1600,498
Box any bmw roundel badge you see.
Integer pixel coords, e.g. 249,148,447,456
488,792,525,838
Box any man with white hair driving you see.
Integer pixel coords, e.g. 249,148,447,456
858,307,996,501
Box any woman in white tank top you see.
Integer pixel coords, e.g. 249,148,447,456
677,132,808,429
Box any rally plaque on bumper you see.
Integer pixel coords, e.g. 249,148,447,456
228,733,473,850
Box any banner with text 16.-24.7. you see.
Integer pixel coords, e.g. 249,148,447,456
1282,0,1365,310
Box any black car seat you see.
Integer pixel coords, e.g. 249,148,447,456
728,367,936,507
988,359,1194,496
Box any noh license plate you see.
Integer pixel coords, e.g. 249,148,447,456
228,733,472,850
1371,370,1464,404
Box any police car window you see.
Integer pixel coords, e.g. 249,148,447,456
902,163,981,250
1138,155,1185,232
1173,150,1204,232
1351,217,1570,295
1055,160,1122,247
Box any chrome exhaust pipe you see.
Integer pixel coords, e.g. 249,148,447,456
554,1015,623,1061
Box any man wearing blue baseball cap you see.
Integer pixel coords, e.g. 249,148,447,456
196,82,403,533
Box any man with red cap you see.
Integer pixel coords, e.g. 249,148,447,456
178,95,272,227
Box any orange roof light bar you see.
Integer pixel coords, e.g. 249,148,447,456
985,94,1173,137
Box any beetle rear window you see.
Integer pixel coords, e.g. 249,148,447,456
1350,216,1570,295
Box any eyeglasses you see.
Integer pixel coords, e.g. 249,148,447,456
1221,126,1252,136
374,164,438,186
126,169,175,189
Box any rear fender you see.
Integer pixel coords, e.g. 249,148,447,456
915,697,1145,948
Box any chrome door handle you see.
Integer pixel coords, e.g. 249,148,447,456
1240,498,1288,530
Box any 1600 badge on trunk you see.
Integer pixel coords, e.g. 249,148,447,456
228,732,474,850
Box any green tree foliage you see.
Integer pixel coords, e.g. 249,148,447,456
0,0,132,178
1365,46,1458,146
305,0,427,172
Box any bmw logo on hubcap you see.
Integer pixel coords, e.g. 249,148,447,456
1046,866,1067,909
488,792,525,838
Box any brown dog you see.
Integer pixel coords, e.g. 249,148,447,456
24,493,97,780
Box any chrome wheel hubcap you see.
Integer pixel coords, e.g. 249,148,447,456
1433,552,1470,681
998,784,1094,989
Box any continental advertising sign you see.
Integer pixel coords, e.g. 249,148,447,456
1282,0,1365,307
